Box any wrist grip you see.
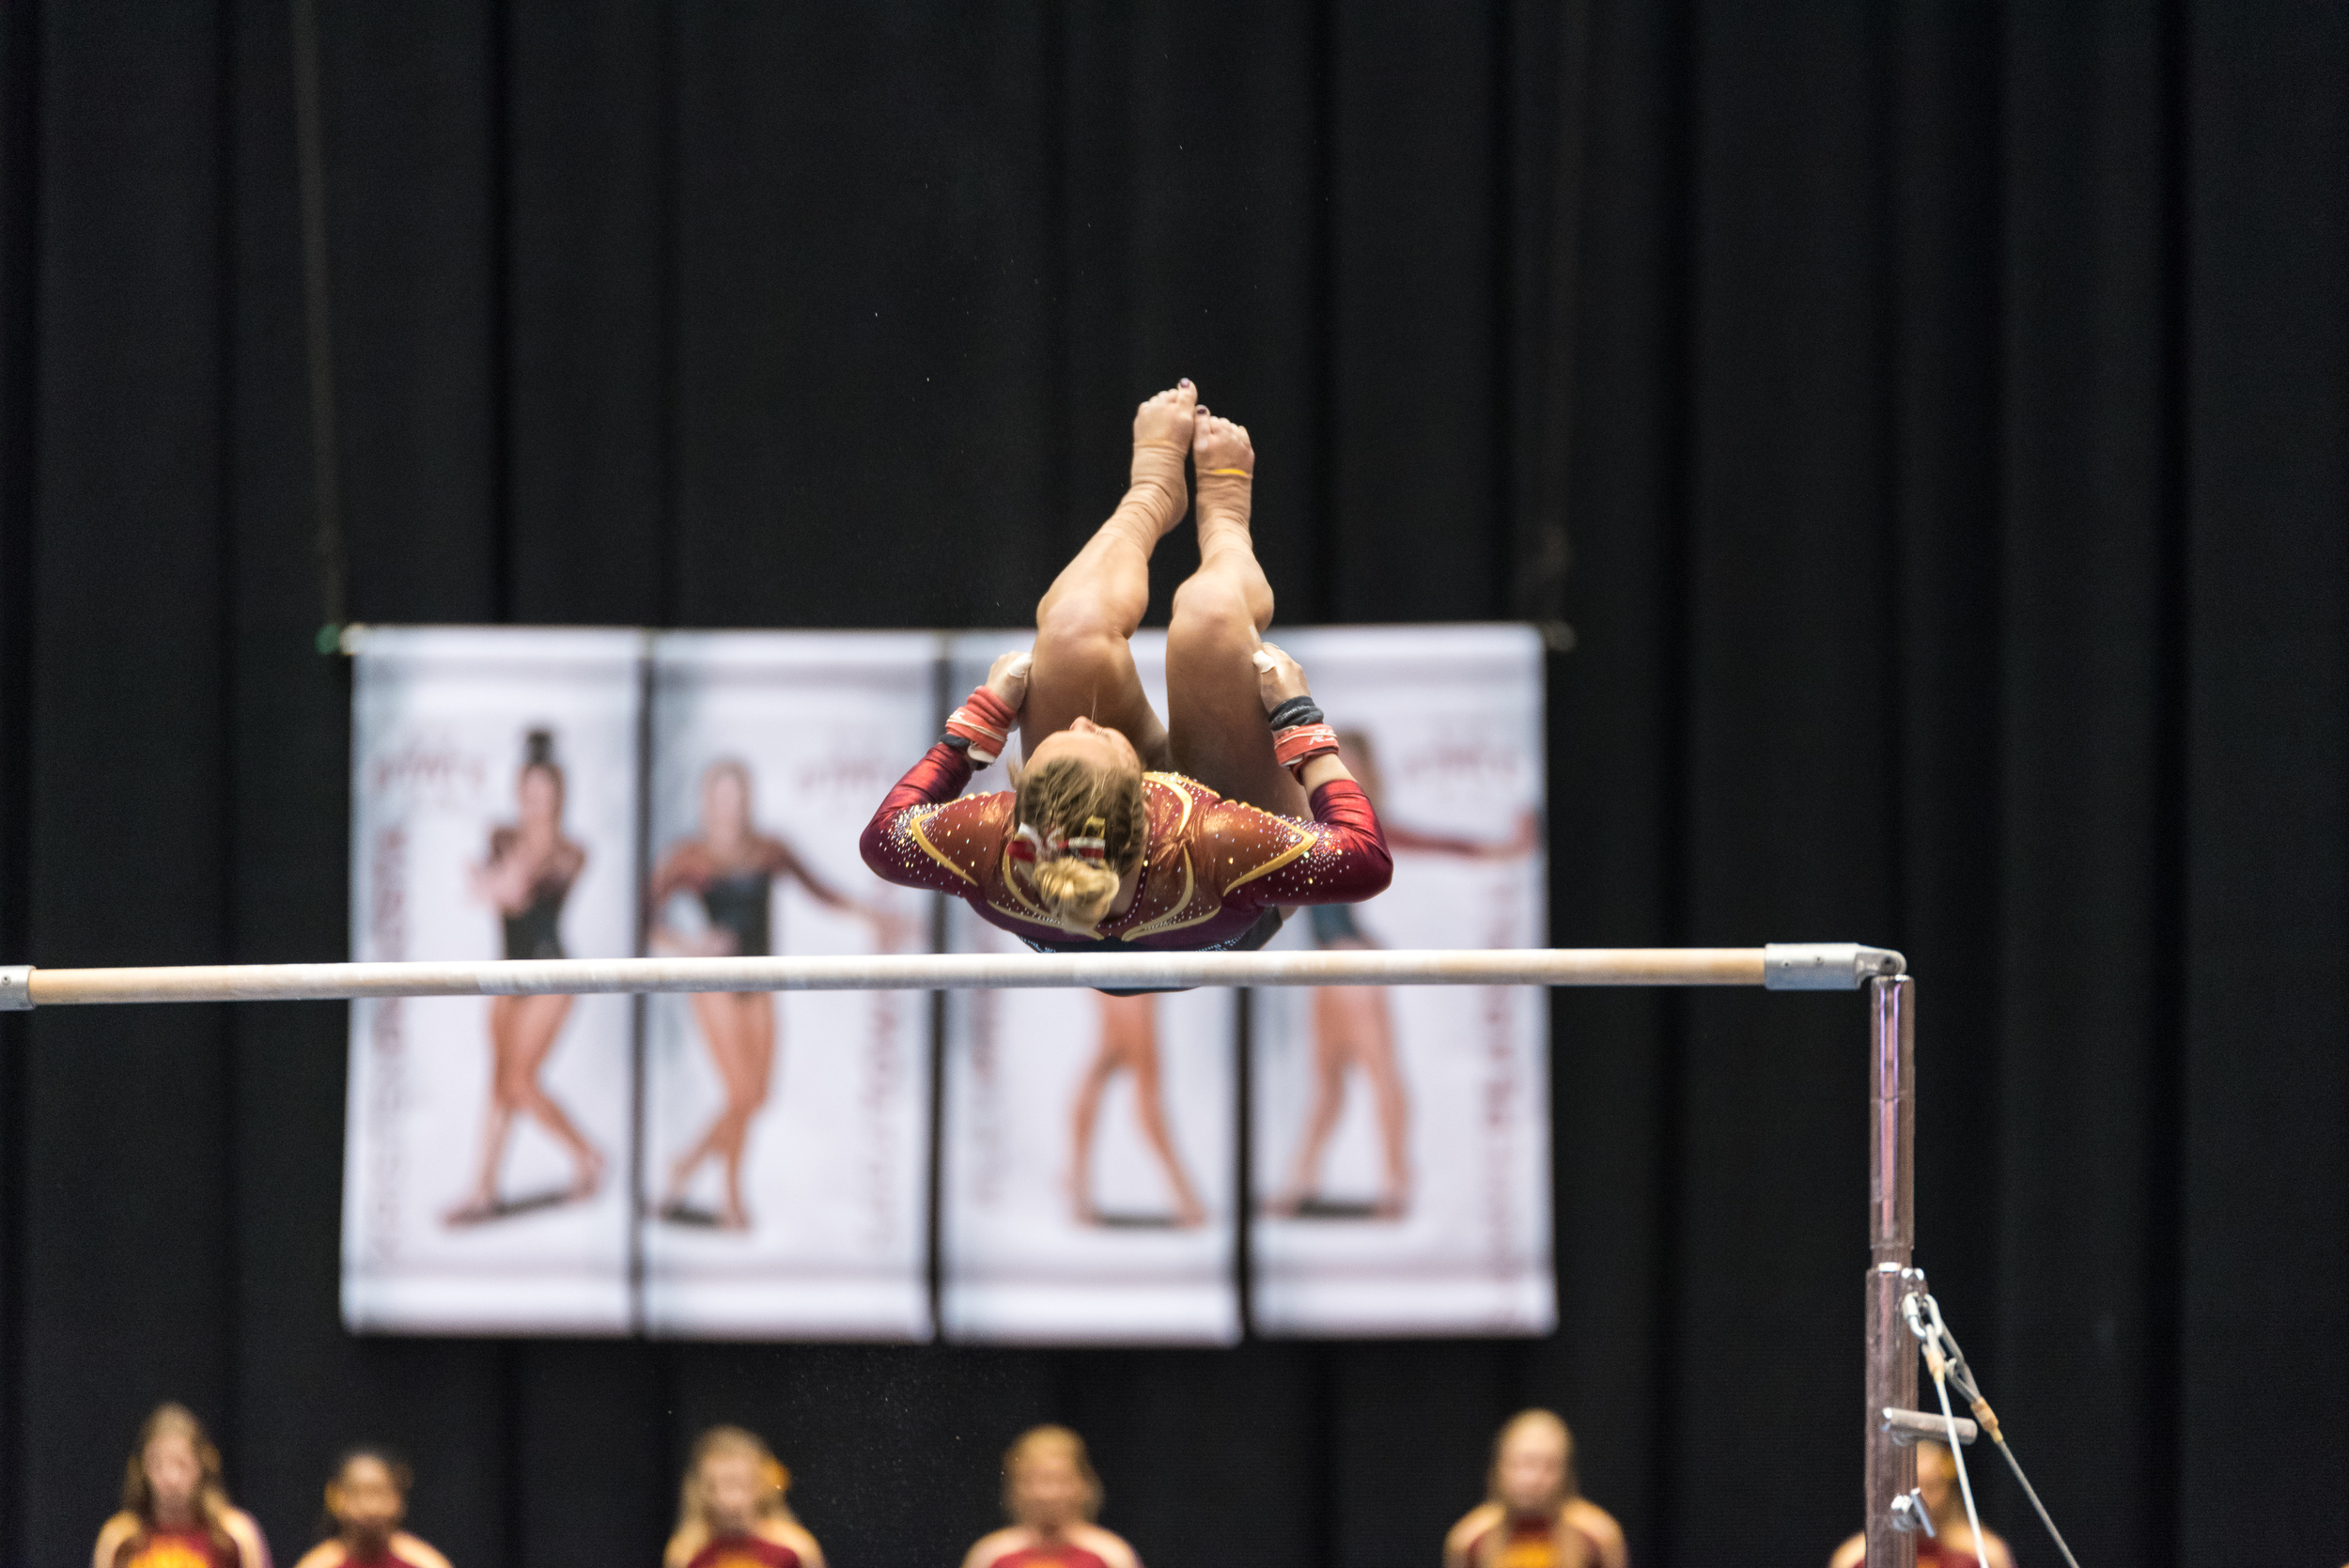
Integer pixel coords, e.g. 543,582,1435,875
1272,722,1340,780
944,686,1019,765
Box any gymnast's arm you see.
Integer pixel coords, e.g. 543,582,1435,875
646,840,707,908
91,1513,137,1568
859,656,1029,894
1070,1525,1143,1568
1565,1499,1628,1568
1225,642,1392,902
773,1519,826,1568
857,741,986,893
770,837,862,914
957,1528,1021,1568
1202,780,1392,907
1441,1503,1502,1568
223,1510,272,1568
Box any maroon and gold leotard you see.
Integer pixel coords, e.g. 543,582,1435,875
981,1545,1112,1568
334,1549,430,1568
860,742,1392,951
683,1534,800,1568
1468,1514,1604,1568
118,1529,237,1568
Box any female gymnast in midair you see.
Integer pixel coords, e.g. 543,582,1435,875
861,379,1392,966
662,1426,826,1568
91,1404,271,1568
1271,731,1541,1221
1442,1409,1627,1568
448,728,604,1224
291,1450,449,1568
648,759,900,1229
960,1425,1139,1568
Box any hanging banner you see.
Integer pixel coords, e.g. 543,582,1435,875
1248,625,1553,1336
343,628,644,1333
937,632,1241,1344
640,632,938,1339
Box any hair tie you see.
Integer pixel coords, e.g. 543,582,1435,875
1010,822,1107,866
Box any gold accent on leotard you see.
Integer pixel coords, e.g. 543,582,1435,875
1221,824,1314,894
1143,771,1198,838
1118,850,1213,941
907,806,980,886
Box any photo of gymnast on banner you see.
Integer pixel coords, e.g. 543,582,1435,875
1248,625,1554,1336
640,633,936,1340
343,628,644,1333
338,623,1547,1343
937,633,1241,1345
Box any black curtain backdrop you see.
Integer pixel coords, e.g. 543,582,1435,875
0,4,2342,1567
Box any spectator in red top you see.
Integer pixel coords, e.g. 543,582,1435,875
960,1426,1141,1568
662,1427,824,1568
91,1405,271,1568
291,1451,449,1568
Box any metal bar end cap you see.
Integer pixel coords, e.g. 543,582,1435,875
1762,943,1907,989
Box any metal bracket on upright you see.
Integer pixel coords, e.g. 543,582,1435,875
1883,1406,1978,1446
0,966,30,1010
1763,942,1906,989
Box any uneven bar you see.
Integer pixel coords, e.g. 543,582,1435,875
0,943,1902,1008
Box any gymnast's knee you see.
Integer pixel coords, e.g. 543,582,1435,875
1169,573,1267,644
1034,585,1131,648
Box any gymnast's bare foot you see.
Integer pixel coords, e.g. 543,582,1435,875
1128,381,1199,536
1190,406,1255,556
568,1145,606,1203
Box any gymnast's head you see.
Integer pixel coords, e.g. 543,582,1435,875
1914,1438,1956,1518
1016,720,1146,930
323,1447,411,1554
122,1402,229,1529
1489,1408,1577,1515
701,759,754,844
1003,1424,1101,1529
678,1425,790,1539
518,728,566,827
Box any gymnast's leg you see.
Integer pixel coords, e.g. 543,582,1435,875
1165,402,1306,815
1023,382,1199,768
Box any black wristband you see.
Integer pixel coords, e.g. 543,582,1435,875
1267,696,1323,730
940,733,972,751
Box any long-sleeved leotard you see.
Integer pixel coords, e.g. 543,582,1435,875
860,742,1392,952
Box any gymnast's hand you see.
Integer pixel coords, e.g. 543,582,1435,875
985,649,1033,714
1253,643,1311,711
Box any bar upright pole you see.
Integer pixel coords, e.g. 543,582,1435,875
1863,975,1917,1568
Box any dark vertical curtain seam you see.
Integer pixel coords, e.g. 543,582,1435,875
213,0,244,1480
2145,0,2191,1543
1870,1,1906,935
1488,0,1516,623
488,0,512,624
1645,0,1696,1552
1306,0,1337,626
0,0,31,1548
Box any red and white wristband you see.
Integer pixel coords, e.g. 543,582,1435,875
943,686,1019,765
1272,721,1341,781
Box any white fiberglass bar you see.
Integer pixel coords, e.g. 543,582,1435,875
0,943,1903,1008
